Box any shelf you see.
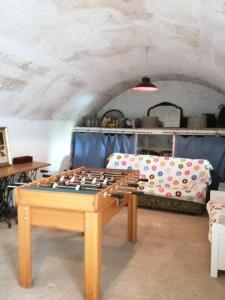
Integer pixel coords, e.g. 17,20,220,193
73,127,225,136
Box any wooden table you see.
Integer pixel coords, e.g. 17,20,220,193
0,161,50,179
15,167,138,300
0,161,50,227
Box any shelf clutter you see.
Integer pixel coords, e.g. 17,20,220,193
81,102,225,131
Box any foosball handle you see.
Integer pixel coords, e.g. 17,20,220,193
138,178,149,182
40,169,49,173
42,174,51,178
110,192,124,198
128,183,139,187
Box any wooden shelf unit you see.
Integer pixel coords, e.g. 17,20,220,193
73,127,225,136
73,127,225,156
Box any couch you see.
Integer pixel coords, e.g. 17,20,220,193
106,153,213,214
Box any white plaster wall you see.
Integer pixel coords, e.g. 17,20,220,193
0,117,73,173
98,81,225,120
47,121,74,172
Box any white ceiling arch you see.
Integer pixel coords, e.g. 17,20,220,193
0,0,225,120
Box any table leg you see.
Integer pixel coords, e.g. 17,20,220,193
84,212,102,300
18,205,32,287
128,195,137,243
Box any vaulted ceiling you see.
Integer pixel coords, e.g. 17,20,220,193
0,0,225,121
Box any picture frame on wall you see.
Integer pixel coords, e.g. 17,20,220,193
147,102,183,127
0,127,12,167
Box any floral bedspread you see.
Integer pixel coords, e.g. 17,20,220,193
106,153,213,204
207,200,225,242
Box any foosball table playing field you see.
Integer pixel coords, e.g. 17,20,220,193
15,167,141,300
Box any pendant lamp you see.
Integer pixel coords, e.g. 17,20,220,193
133,76,158,92
133,46,158,92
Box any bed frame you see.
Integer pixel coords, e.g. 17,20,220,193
211,223,225,277
209,190,225,277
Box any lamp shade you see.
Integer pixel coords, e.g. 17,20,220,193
133,76,158,92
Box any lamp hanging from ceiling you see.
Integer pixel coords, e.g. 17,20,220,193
133,45,158,92
133,76,158,92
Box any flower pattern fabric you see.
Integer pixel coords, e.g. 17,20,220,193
207,200,225,242
106,153,213,204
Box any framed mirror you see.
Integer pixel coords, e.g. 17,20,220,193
147,102,183,127
0,127,12,167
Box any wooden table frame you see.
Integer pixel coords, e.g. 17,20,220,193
15,168,138,300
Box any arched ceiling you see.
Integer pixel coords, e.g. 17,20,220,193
0,0,225,121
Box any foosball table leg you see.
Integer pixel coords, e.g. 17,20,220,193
18,205,32,288
84,212,102,300
128,195,137,243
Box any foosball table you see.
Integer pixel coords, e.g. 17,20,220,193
15,167,141,300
